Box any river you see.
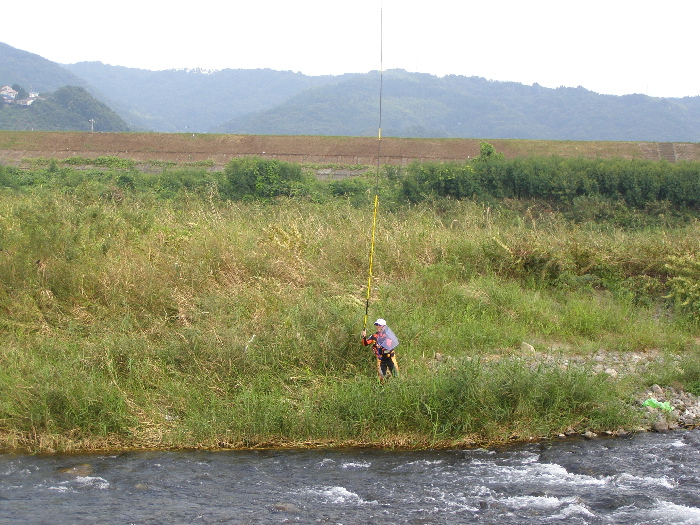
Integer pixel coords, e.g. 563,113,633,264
2,429,699,524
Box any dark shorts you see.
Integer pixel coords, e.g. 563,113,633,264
379,358,397,378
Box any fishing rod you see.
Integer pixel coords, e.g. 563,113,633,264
364,3,384,331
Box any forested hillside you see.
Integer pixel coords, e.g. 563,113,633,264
0,86,130,132
63,62,354,132
216,70,700,142
70,62,700,141
2,41,700,141
0,42,91,93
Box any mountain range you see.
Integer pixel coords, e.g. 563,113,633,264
1,41,699,142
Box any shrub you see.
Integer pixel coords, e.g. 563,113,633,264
0,165,18,189
93,156,136,170
222,157,308,201
62,156,93,166
665,254,700,320
400,161,480,202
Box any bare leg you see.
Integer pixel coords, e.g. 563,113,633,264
376,359,384,382
390,356,399,377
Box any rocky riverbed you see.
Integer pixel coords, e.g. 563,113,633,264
438,344,700,440
526,345,700,436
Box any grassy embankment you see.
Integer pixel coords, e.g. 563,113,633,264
1,155,700,453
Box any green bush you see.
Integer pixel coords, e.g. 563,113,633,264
392,149,700,215
0,165,19,189
401,161,481,202
93,156,136,170
62,156,94,166
665,254,700,320
222,157,308,201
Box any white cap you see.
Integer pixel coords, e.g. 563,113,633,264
374,318,386,326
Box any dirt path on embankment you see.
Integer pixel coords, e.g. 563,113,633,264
1,131,699,170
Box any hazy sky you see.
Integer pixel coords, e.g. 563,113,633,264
4,0,697,98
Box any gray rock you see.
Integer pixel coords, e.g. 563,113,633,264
604,368,618,379
653,419,670,432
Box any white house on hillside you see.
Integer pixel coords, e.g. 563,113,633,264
1,85,18,103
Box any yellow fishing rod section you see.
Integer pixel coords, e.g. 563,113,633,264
364,3,384,331
364,192,380,330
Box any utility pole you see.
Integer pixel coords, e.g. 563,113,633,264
89,119,96,132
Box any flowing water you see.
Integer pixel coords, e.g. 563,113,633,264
2,430,700,524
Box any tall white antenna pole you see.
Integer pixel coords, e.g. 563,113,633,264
376,3,383,180
364,3,384,331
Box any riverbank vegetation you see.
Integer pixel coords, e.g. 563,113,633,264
2,145,700,453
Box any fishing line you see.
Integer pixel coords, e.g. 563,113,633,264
364,3,383,331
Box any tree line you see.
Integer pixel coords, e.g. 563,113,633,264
2,143,699,223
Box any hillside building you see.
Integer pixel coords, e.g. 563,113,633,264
1,85,18,104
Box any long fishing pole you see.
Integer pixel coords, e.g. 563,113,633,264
364,4,383,331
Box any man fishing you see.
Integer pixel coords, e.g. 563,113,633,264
362,318,399,381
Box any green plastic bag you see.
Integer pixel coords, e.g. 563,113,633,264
643,398,673,412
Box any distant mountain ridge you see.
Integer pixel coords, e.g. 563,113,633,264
0,42,90,93
1,41,699,141
215,71,700,142
63,61,354,133
0,42,130,131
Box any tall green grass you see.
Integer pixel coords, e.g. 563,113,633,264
1,167,700,452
